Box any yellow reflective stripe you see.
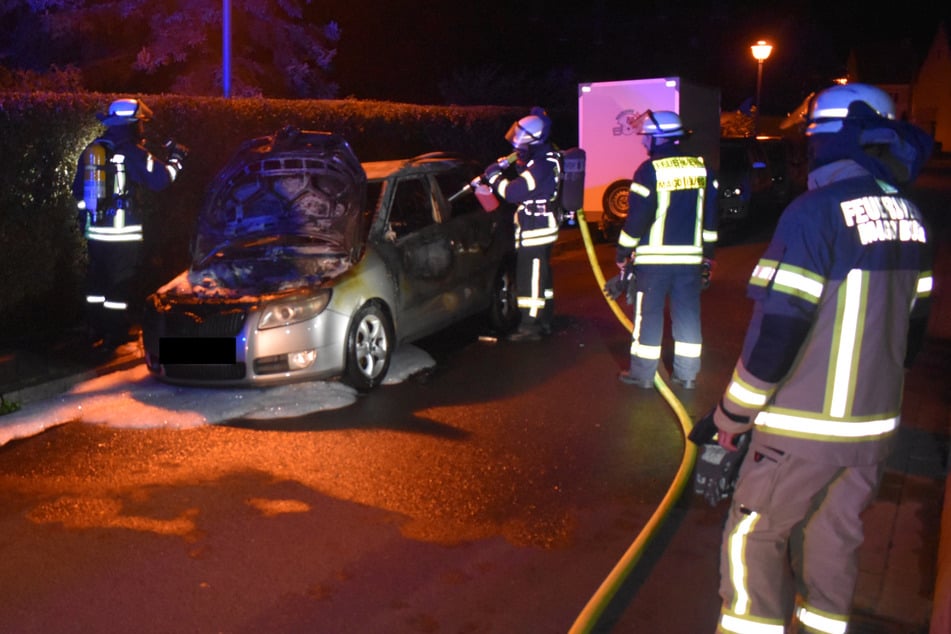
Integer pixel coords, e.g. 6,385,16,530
749,259,779,288
103,300,128,310
636,244,703,255
703,229,718,243
618,231,640,248
829,269,865,417
795,605,848,634
519,226,559,240
634,253,704,264
631,342,662,359
86,232,144,243
727,510,761,616
86,295,105,304
629,182,650,198
719,613,785,634
772,265,825,303
87,224,143,235
726,372,770,409
674,341,702,358
519,234,558,247
648,189,670,245
754,410,899,440
918,272,933,297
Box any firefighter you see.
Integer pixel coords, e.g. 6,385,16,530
71,98,187,349
615,110,718,388
703,84,934,633
484,107,561,342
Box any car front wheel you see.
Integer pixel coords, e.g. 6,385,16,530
344,302,393,391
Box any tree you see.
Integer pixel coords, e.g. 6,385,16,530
1,0,341,98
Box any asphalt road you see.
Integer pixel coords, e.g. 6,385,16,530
0,238,759,633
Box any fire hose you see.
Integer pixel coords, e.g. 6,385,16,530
567,207,698,634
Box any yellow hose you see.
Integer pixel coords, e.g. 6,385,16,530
567,209,698,633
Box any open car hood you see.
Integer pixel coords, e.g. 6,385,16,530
186,127,368,296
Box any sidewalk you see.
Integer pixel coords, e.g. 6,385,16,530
0,230,947,633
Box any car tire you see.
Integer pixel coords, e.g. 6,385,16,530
344,302,393,391
487,263,519,335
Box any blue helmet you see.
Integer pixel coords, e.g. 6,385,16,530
98,98,153,127
505,107,551,149
806,84,895,136
638,110,686,138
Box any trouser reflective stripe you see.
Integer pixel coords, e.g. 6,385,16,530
515,244,553,327
103,300,128,310
86,295,106,305
717,611,785,633
794,603,848,634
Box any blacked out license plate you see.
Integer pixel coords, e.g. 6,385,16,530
159,337,236,364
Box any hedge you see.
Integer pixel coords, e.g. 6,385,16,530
0,92,534,339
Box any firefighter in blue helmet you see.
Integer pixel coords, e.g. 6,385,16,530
700,84,934,633
616,110,719,388
71,98,187,350
484,107,561,341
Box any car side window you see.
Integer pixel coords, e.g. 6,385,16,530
389,177,434,239
435,171,482,220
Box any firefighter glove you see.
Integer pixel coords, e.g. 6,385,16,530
164,139,189,169
603,261,636,304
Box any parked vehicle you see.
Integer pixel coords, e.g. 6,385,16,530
577,77,721,237
142,126,519,391
718,135,807,226
717,137,774,222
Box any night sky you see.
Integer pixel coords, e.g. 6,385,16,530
310,1,951,115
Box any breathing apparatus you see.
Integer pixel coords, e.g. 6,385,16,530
82,142,109,218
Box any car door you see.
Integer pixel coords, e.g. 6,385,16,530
431,167,505,307
384,173,456,340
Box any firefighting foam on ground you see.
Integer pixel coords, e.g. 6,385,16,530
0,343,436,448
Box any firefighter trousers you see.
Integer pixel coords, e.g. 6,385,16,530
84,239,144,342
717,446,884,634
515,243,554,333
627,264,702,383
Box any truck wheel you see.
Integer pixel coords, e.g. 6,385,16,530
602,179,632,225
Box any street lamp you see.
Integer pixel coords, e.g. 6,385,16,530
751,40,773,135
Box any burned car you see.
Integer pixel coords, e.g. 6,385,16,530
142,126,518,390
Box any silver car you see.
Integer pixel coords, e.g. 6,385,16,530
142,126,518,390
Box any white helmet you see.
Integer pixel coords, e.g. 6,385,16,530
638,110,685,138
505,107,551,149
98,98,153,127
806,83,895,136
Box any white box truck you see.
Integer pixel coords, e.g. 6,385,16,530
578,77,721,235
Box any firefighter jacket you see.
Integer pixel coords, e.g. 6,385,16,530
715,160,933,466
487,143,560,248
616,143,718,266
72,125,180,244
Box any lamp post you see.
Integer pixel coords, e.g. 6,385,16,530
751,40,773,136
223,0,232,98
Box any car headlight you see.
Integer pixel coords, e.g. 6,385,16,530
258,289,332,330
721,187,744,199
